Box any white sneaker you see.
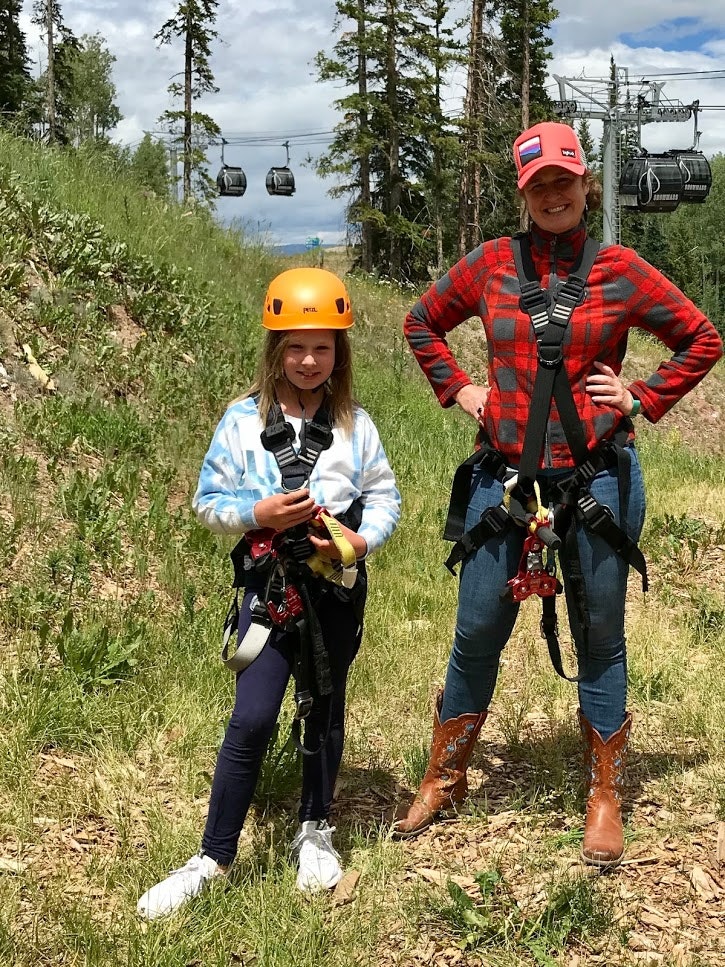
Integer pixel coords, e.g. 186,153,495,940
291,820,343,893
136,853,228,920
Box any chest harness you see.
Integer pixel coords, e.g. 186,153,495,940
443,234,648,680
222,398,363,754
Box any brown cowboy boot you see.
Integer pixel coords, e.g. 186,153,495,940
579,710,632,868
392,692,487,839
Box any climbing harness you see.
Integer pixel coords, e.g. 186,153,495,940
443,233,648,680
261,399,334,493
221,399,363,754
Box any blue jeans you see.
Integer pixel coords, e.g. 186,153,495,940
440,447,646,740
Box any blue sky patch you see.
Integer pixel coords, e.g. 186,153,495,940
620,17,723,52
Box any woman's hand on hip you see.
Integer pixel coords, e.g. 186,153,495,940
253,490,319,531
586,361,635,415
455,383,489,426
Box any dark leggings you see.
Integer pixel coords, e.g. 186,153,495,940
201,586,363,866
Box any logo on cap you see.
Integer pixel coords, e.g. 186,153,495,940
517,135,542,168
562,148,577,159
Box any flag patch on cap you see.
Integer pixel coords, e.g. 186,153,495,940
518,135,542,166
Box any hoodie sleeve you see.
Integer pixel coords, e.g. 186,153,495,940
192,405,262,535
354,410,401,555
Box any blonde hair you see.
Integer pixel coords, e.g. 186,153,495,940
241,329,356,434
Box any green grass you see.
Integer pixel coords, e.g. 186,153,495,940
0,129,724,966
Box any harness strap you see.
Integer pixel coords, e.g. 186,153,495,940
290,580,334,757
513,233,600,486
576,493,648,589
444,503,510,574
540,595,582,682
443,437,511,544
261,400,334,492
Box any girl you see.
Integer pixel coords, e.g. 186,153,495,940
137,267,400,918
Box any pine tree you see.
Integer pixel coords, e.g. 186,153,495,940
155,0,220,203
457,0,555,245
315,0,460,281
32,0,78,143
0,0,32,119
457,1,507,254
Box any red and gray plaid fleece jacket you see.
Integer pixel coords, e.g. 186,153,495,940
404,222,723,469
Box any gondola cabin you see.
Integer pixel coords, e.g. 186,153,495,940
618,155,684,213
217,165,247,198
666,150,712,203
265,166,296,197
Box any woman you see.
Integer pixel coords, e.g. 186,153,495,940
394,121,722,867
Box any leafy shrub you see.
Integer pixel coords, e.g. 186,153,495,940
50,610,145,688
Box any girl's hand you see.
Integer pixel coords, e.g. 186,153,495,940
586,361,635,415
253,490,318,531
455,383,490,426
308,521,368,561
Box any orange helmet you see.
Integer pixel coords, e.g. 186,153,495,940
262,267,353,330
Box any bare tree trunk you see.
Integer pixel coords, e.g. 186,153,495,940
518,0,530,231
357,0,373,273
458,0,484,258
183,13,193,203
45,1,56,142
386,0,401,280
433,7,444,276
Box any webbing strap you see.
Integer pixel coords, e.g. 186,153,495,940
261,400,334,492
540,596,583,682
512,234,600,486
576,493,648,589
443,437,510,543
444,503,511,574
289,580,334,756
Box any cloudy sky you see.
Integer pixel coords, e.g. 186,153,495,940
19,1,725,246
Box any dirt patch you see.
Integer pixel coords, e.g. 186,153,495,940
106,304,145,352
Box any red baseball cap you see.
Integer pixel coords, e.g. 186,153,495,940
513,122,587,189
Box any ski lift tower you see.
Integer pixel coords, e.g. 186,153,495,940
551,67,693,245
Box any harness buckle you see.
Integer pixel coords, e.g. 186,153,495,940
294,689,314,720
537,344,563,369
577,493,614,530
261,422,296,450
519,285,549,316
302,421,334,451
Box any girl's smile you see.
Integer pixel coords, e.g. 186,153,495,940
282,329,336,396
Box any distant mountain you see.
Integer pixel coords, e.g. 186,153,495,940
273,242,336,255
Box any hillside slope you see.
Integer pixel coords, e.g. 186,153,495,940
1,133,724,967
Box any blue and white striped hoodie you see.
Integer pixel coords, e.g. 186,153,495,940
193,396,400,555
